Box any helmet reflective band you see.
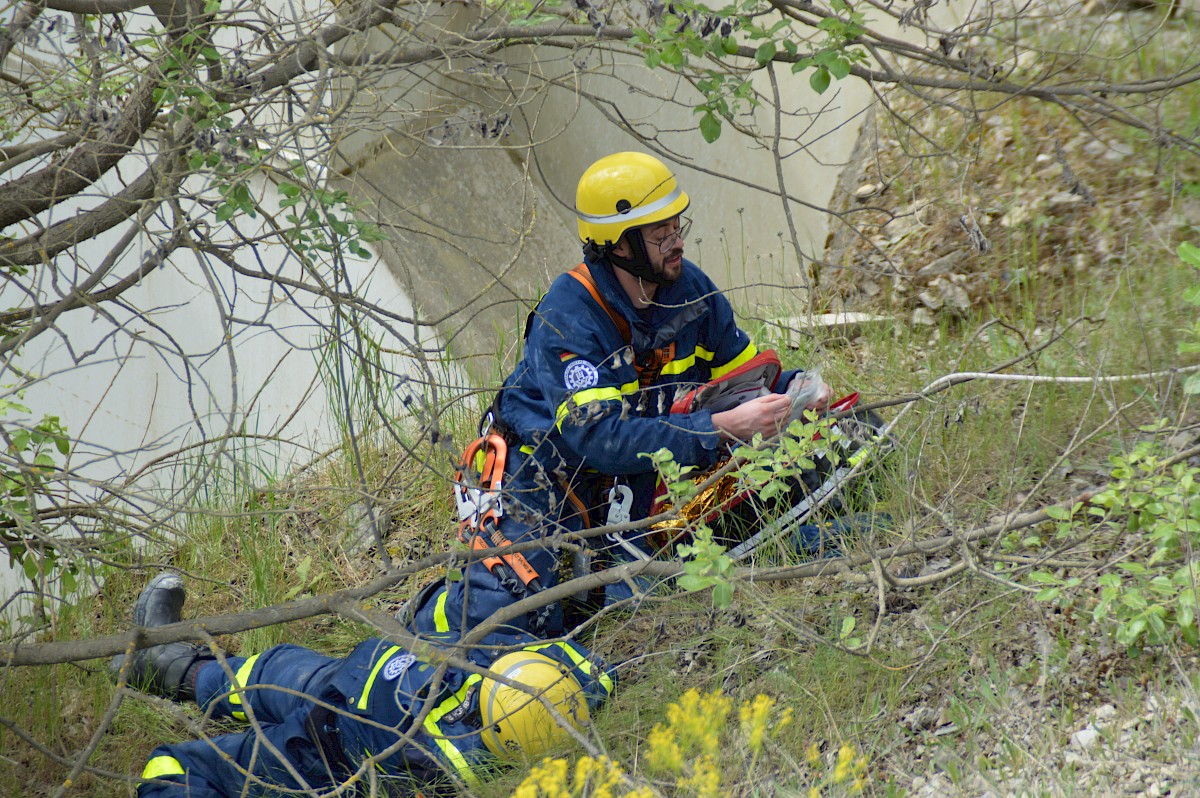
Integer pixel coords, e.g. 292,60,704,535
479,651,589,760
575,152,691,247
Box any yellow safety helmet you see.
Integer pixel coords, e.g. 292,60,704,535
575,152,691,247
479,651,589,760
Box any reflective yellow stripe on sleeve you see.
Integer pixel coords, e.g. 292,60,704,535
554,382,638,431
228,654,261,721
433,590,450,634
709,342,758,379
527,642,615,695
422,674,483,788
357,646,402,711
142,755,185,780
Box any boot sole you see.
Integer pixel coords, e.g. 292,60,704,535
133,572,185,627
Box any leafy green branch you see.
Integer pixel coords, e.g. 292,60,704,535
630,0,871,142
1030,442,1200,654
643,447,737,607
0,395,77,617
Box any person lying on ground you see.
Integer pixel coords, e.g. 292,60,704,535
113,572,616,798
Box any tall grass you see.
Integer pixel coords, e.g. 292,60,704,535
4,11,1200,794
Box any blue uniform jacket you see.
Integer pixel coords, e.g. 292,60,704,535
411,254,799,637
139,631,616,798
496,252,798,527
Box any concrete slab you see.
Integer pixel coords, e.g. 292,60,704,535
768,312,893,347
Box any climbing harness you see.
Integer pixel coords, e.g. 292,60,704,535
453,418,542,594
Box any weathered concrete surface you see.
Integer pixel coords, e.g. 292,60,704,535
330,0,969,357
338,141,579,381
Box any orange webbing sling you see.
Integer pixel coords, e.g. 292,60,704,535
565,263,674,388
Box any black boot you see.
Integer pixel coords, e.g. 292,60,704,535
111,572,215,702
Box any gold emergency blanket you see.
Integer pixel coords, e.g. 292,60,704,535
652,463,745,534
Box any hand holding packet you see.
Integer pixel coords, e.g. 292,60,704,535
785,368,829,424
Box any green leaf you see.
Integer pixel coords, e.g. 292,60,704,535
1045,505,1072,521
712,581,733,608
661,43,684,66
678,573,714,592
699,112,722,143
645,48,662,70
1180,241,1200,267
9,430,29,452
754,41,776,67
828,56,851,80
840,616,856,639
809,66,831,94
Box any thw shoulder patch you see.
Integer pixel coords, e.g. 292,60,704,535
382,653,416,681
563,360,600,390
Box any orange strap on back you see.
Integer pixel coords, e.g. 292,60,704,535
567,263,631,347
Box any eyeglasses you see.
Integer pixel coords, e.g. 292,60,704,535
647,217,692,254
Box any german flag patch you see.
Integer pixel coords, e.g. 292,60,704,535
559,352,578,362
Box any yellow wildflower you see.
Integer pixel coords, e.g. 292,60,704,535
665,689,731,758
738,694,776,755
574,756,624,798
682,754,722,798
833,744,856,783
511,757,570,798
646,723,684,774
805,742,821,769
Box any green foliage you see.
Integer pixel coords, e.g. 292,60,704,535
644,447,737,607
482,0,568,25
279,182,387,260
732,413,826,503
629,0,870,142
1175,241,1200,394
791,0,868,95
0,395,78,626
1032,443,1200,653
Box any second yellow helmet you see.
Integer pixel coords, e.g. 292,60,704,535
479,650,589,760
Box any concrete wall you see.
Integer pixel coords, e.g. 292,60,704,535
0,159,434,616
330,0,968,361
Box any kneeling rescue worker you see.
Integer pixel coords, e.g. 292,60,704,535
115,573,616,797
407,151,832,638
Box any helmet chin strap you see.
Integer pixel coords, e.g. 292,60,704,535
605,229,675,286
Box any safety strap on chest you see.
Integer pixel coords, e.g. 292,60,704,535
566,263,673,388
